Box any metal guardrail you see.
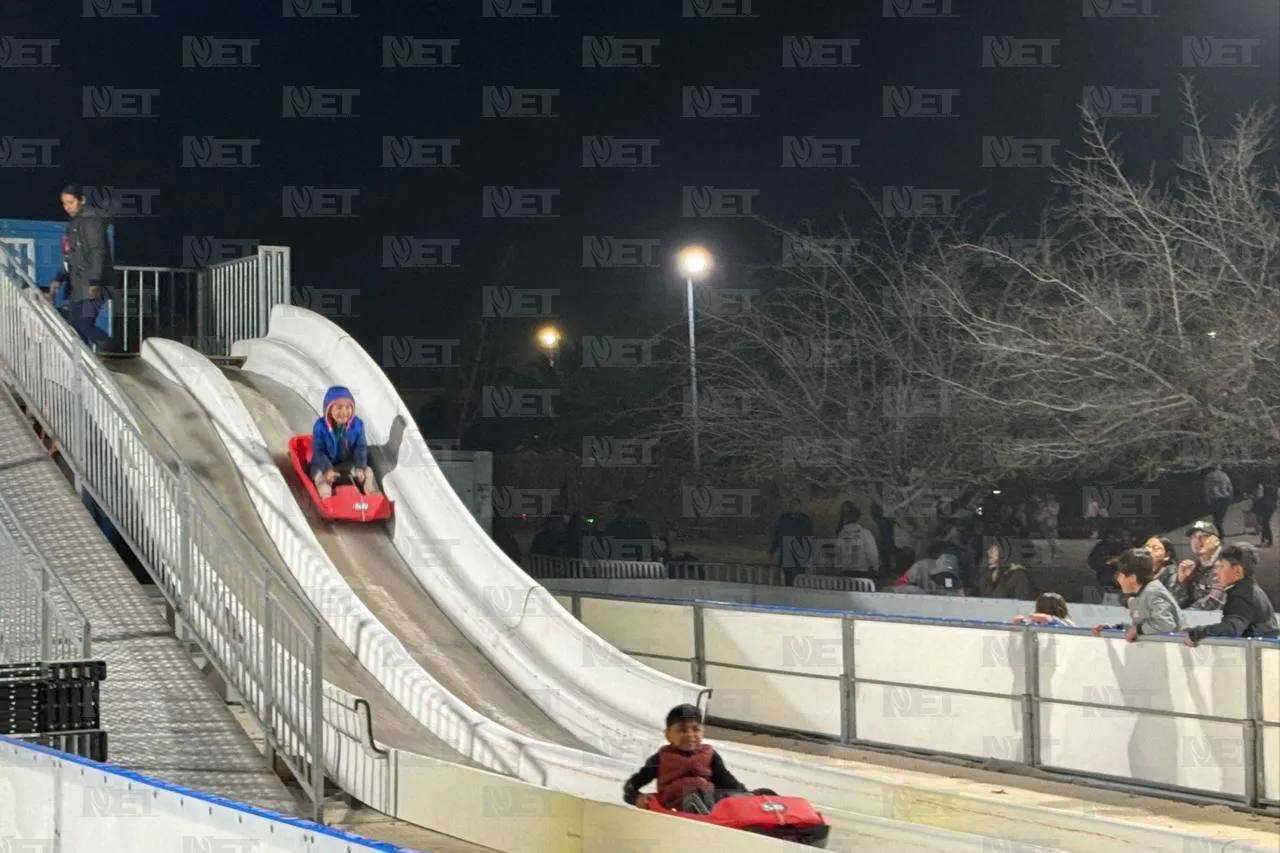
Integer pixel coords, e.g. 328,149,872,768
0,242,328,821
0,498,90,664
523,553,875,589
114,246,291,357
562,587,1280,811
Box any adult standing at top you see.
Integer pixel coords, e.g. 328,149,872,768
46,183,114,350
1204,464,1233,541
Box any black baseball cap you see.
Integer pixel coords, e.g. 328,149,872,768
665,704,703,728
1185,520,1217,536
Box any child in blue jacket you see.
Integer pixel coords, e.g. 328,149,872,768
311,386,379,498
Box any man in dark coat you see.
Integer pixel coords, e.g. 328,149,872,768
47,183,115,350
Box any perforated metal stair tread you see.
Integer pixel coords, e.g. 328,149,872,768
0,388,297,815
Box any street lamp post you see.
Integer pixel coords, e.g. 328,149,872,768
676,246,713,470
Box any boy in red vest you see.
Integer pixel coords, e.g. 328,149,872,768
624,704,762,813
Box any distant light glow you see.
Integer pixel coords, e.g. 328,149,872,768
537,326,561,348
677,245,713,280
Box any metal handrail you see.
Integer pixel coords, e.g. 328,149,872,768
0,495,91,662
0,241,328,821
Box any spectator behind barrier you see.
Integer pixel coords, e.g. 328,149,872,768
1173,521,1224,610
1091,547,1184,642
1013,592,1074,627
1184,544,1279,644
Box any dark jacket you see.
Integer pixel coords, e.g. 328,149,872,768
55,205,114,302
623,744,745,809
310,386,369,474
770,511,815,567
1188,577,1279,641
979,562,1035,600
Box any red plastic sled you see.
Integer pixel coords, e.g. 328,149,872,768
288,435,393,523
645,793,830,847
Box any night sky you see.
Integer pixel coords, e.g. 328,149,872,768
4,1,1277,385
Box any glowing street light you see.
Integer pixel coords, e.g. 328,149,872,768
676,245,714,470
537,325,562,368
677,245,713,281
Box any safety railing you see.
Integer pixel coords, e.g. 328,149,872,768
0,242,328,821
557,588,1280,811
0,498,90,664
113,245,291,358
524,552,835,587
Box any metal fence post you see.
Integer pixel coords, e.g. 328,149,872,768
310,621,325,825
263,581,276,770
1244,640,1261,808
39,565,51,662
841,615,856,744
1022,624,1041,767
691,604,707,686
177,468,192,632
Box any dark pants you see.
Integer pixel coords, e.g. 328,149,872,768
680,787,777,814
1210,497,1231,540
65,295,113,351
1257,504,1275,546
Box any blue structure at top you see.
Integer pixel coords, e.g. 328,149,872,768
0,217,118,337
